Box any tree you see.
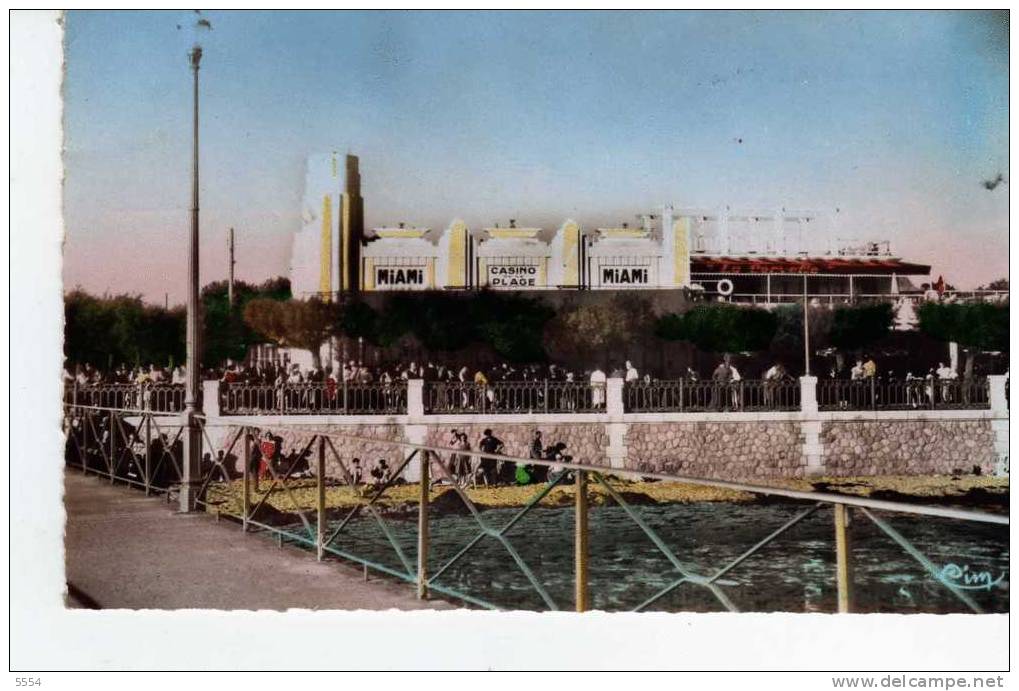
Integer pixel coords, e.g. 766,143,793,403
980,278,1009,291
829,302,893,352
917,302,1009,377
64,290,185,369
655,303,777,354
544,295,654,367
201,277,292,366
243,297,339,369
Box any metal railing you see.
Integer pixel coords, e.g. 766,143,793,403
625,379,800,413
65,383,188,412
818,378,989,411
63,401,1008,614
425,380,606,414
219,381,407,415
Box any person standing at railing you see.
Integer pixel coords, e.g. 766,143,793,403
728,360,742,410
762,362,786,407
474,369,492,411
862,356,878,408
625,361,639,384
590,366,607,408
710,357,732,411
936,362,957,404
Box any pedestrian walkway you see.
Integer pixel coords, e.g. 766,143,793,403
63,470,452,611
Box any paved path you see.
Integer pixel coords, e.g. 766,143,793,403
63,470,451,610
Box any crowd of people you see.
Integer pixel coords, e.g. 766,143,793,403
65,353,996,417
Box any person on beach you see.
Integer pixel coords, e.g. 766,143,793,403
478,428,505,486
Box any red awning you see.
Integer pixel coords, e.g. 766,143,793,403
690,256,930,275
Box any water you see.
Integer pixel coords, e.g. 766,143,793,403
274,502,1009,613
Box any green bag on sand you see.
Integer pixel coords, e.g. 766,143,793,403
515,466,532,485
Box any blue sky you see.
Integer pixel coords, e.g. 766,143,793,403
62,10,1008,302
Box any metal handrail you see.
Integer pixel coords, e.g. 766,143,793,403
64,402,1009,615
425,380,606,414
625,378,800,413
818,377,989,411
219,381,407,415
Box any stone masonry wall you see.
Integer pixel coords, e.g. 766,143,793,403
624,421,804,480
821,420,997,476
423,423,609,466
211,416,1002,481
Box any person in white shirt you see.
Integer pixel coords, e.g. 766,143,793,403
728,362,742,409
590,367,607,407
936,361,956,403
625,360,639,383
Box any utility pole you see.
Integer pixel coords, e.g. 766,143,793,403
180,41,204,513
228,226,235,308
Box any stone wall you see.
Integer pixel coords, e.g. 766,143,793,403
821,420,997,476
423,422,609,466
624,421,803,480
207,411,1006,482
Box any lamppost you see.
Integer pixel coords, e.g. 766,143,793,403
180,41,204,512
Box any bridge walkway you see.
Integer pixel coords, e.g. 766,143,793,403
63,470,451,611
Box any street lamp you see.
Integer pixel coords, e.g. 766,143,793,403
180,39,204,512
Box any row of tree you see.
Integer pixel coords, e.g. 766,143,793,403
64,277,292,370
64,278,1008,376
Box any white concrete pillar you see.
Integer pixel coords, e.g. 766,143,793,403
799,375,818,414
606,422,628,469
800,420,825,476
407,379,425,421
403,424,427,483
606,378,625,417
202,379,220,418
989,375,1008,413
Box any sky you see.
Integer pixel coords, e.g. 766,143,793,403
62,10,1008,303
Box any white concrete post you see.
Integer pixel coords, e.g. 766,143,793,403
989,375,1008,414
988,375,1009,477
799,375,818,414
203,379,220,419
606,377,625,418
798,376,824,475
407,379,425,421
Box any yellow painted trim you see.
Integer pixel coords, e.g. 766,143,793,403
597,228,651,238
478,258,488,286
319,195,332,298
446,221,467,287
374,228,428,239
562,222,579,286
341,194,351,291
426,258,435,289
363,257,375,291
485,228,541,239
537,257,547,288
674,217,691,287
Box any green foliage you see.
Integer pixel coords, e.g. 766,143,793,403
655,303,777,353
201,277,292,365
917,302,1009,352
545,295,655,364
64,290,185,368
369,291,555,362
829,302,894,351
243,297,339,352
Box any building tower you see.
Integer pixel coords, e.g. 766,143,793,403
290,152,364,299
340,154,363,294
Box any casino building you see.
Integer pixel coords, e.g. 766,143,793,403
290,154,930,303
